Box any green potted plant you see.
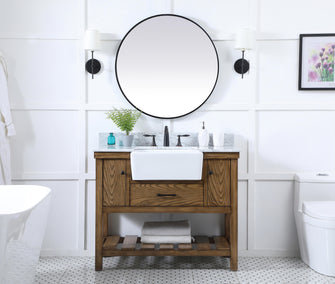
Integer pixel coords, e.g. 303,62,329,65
106,108,141,147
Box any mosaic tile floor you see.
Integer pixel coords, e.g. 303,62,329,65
34,256,335,284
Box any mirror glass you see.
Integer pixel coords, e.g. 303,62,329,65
115,14,219,119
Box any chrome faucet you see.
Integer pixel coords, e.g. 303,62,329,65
163,126,169,146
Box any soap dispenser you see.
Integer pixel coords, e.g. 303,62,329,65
198,121,209,147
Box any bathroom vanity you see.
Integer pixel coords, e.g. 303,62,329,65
94,148,239,271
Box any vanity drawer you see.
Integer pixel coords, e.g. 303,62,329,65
130,183,204,207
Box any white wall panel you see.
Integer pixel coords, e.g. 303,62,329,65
87,0,170,35
205,41,255,106
258,41,335,104
174,0,253,35
87,111,163,173
0,40,81,107
14,180,79,250
259,0,335,34
173,111,249,175
11,111,80,175
256,111,335,173
86,181,95,250
87,41,127,104
0,0,82,38
254,181,298,251
238,181,248,251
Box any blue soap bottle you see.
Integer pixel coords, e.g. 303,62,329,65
107,133,115,145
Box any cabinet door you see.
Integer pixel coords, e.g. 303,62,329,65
103,160,127,206
207,159,230,206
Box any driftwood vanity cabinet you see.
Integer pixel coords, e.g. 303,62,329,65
94,151,239,271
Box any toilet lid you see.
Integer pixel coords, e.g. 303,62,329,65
303,201,335,220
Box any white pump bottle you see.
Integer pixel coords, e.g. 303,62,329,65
198,121,209,147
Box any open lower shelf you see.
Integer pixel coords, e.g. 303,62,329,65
102,235,231,257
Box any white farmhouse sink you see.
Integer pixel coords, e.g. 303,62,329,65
131,149,203,180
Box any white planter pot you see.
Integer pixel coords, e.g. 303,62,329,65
123,135,134,147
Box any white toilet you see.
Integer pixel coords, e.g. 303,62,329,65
294,173,335,276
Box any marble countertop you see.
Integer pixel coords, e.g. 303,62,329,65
94,146,240,153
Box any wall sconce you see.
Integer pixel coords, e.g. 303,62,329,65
234,28,255,78
84,29,101,79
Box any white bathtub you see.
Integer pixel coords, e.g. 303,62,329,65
0,185,51,284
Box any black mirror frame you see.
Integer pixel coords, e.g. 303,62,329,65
115,14,219,119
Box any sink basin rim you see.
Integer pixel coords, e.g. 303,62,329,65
134,146,199,151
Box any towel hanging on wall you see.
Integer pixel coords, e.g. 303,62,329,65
0,53,16,185
0,51,8,79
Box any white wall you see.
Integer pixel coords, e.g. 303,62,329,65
2,0,335,257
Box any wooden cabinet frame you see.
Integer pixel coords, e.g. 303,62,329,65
94,151,239,271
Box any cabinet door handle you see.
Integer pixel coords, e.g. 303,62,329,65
208,171,213,175
121,171,125,175
157,193,177,197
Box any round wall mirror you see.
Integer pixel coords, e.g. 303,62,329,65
115,14,219,119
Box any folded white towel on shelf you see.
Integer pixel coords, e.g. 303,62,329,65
142,220,191,236
141,235,191,244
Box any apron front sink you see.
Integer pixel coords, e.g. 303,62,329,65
130,149,203,180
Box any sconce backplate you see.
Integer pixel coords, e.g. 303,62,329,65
86,59,101,74
234,58,249,74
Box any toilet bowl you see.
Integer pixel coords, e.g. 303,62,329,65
294,173,335,277
302,201,335,276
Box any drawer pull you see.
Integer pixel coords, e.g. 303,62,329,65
208,171,213,175
157,193,177,197
121,171,125,175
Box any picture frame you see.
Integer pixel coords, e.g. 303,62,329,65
299,33,335,90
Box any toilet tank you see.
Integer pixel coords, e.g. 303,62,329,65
294,173,335,213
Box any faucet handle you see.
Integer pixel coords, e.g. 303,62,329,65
176,134,190,147
143,134,157,146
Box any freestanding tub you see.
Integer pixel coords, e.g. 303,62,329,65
0,185,51,284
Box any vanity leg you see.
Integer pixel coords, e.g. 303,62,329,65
225,214,230,242
95,159,103,271
230,214,238,271
103,213,108,237
230,159,238,271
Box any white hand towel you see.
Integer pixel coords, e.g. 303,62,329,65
0,59,15,185
142,220,191,236
141,235,192,244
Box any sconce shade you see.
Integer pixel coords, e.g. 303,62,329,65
84,29,101,51
84,29,101,79
235,28,255,50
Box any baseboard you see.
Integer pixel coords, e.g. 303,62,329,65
239,249,300,258
40,249,95,257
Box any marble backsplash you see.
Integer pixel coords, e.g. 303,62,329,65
99,132,234,148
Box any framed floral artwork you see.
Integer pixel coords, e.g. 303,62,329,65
299,34,335,90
